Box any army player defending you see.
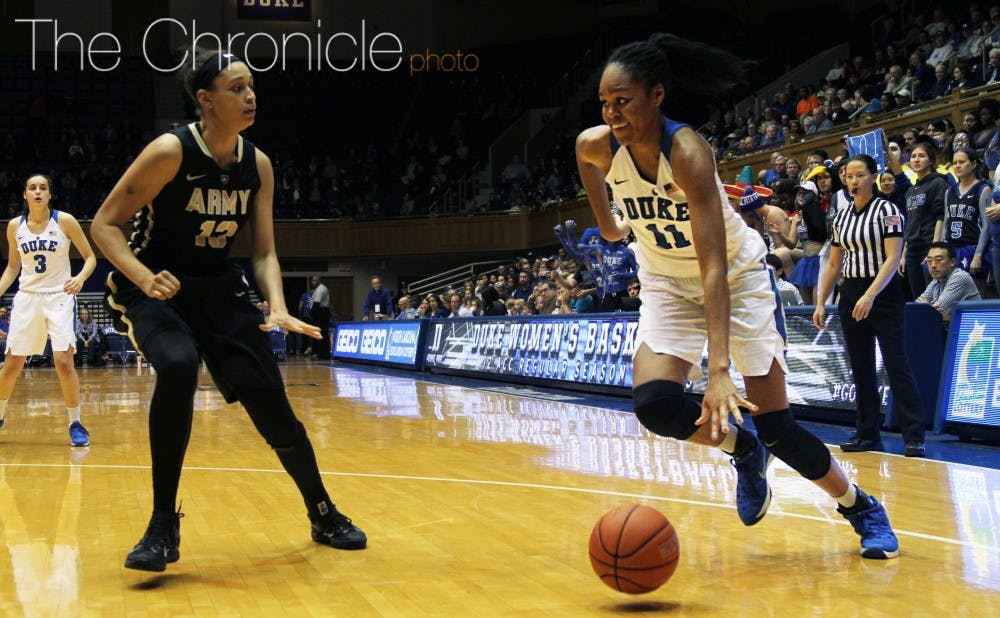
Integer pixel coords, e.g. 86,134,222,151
0,174,96,447
91,49,366,572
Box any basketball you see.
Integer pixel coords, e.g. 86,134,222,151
588,504,680,594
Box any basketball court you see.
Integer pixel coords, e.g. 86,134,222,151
0,361,997,615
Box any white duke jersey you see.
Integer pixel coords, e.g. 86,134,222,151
606,117,748,279
15,210,72,293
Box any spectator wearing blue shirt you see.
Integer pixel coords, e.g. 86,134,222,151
362,276,393,320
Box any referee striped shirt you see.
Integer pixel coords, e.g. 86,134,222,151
831,196,905,278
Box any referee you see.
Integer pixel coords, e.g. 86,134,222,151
813,154,926,457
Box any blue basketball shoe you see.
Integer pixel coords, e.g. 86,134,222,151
69,421,89,447
731,432,773,526
838,486,900,559
69,421,90,446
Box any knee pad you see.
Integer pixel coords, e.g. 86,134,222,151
753,409,831,480
633,380,701,440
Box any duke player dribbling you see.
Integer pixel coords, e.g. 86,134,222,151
90,49,366,572
575,33,901,559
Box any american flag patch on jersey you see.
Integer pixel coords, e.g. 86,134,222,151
882,214,901,226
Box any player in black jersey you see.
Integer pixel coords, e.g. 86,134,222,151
91,49,366,573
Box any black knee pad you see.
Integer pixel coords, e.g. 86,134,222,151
753,409,831,480
633,380,701,440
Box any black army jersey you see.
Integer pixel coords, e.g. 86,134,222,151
128,122,260,276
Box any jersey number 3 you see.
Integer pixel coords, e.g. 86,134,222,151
195,220,238,248
33,254,46,273
644,223,691,249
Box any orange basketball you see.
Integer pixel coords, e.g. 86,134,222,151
588,504,680,594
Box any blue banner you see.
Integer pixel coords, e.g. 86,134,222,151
333,321,426,369
846,128,886,173
424,315,636,391
940,301,1000,429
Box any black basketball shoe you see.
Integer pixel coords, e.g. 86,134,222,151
311,506,367,550
124,507,184,571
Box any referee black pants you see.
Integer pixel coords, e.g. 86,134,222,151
838,277,925,444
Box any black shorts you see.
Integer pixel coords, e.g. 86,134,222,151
105,268,284,402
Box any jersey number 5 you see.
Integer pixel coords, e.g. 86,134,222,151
195,220,238,248
644,223,691,249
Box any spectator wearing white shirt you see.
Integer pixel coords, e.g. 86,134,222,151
927,32,955,68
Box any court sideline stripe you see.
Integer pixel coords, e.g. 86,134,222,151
3,462,995,554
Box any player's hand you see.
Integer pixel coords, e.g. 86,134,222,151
141,270,181,300
63,275,85,295
987,203,1000,222
971,254,982,274
812,304,827,330
696,372,757,441
262,309,322,339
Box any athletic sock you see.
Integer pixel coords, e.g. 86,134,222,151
835,484,858,509
67,406,81,424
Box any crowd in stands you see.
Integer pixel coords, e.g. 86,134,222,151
701,4,1000,163
353,226,642,324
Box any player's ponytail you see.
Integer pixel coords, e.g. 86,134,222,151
607,33,749,103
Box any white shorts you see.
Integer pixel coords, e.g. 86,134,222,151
6,290,77,356
635,232,788,378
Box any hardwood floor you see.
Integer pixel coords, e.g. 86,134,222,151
0,362,997,616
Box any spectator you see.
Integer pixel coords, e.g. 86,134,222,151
916,242,982,321
763,154,787,186
75,308,104,367
501,154,531,186
973,99,1000,153
811,107,834,132
425,294,449,318
890,138,948,299
395,295,417,320
945,147,993,284
927,32,955,68
556,275,594,314
946,62,981,95
955,22,980,62
765,253,803,306
785,158,803,181
362,276,393,321
986,48,1000,83
532,282,559,315
884,64,912,95
447,292,472,317
308,276,331,359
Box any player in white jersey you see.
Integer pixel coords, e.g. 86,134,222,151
0,175,97,446
576,33,900,559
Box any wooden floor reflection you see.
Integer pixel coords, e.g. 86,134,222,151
0,362,998,617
